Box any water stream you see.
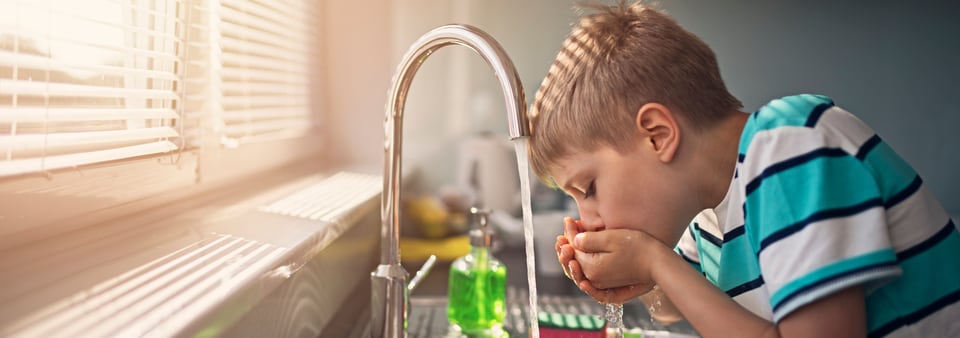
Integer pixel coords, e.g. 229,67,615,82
513,138,540,338
604,303,624,338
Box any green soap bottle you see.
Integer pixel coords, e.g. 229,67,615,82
447,208,507,337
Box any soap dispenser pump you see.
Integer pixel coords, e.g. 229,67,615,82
447,207,507,337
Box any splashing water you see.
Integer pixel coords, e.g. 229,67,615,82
513,138,540,338
604,303,624,338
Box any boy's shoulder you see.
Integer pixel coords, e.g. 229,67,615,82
738,94,838,153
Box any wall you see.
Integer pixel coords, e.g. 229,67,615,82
322,0,959,215
657,0,960,214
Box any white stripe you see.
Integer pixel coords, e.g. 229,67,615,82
886,185,952,253
740,107,874,188
813,106,876,155
693,209,724,242
676,223,700,264
882,296,960,338
741,127,822,188
759,207,891,295
732,286,774,320
715,175,745,234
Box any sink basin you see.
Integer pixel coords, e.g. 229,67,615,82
325,282,699,337
407,286,699,338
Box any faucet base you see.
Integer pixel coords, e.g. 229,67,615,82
371,264,409,337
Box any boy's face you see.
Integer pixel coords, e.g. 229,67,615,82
552,144,690,246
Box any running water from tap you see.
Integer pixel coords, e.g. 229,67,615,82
513,138,540,338
604,303,624,338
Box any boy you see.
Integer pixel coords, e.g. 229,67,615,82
528,1,960,337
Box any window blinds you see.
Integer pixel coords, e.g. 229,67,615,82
0,0,318,177
0,0,184,177
216,0,314,146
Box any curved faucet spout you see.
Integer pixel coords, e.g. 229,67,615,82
371,24,529,338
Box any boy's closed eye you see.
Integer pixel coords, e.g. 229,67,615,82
584,180,596,199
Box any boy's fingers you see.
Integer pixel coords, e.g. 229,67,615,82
568,259,586,285
555,235,567,255
573,231,615,252
563,217,578,242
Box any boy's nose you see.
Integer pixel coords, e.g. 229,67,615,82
576,207,605,232
577,201,604,231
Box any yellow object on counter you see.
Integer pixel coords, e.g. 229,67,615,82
405,195,451,238
399,235,470,263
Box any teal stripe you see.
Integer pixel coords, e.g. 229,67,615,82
860,141,918,202
739,94,834,154
695,233,722,285
717,236,761,292
771,249,898,310
745,155,880,247
867,230,960,333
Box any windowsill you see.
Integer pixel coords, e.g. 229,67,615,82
0,161,382,337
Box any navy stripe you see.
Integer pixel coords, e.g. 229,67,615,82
856,134,882,160
897,220,956,261
759,197,883,254
724,225,746,243
726,275,765,298
738,153,746,163
884,175,922,209
680,252,701,267
745,147,848,195
772,261,899,313
869,288,960,338
695,223,723,247
688,223,698,240
804,103,833,127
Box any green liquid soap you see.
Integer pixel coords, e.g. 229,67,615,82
448,208,507,337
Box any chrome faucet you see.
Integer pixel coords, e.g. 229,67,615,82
371,24,530,338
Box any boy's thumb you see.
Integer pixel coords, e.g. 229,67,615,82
574,232,605,252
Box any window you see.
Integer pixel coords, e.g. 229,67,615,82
0,0,184,176
0,0,321,239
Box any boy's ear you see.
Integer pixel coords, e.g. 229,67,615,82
635,103,680,163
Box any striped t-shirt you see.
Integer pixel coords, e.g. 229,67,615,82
675,94,960,337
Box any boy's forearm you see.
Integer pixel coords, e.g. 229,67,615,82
650,246,780,338
638,286,685,325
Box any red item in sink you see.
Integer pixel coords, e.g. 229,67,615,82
536,312,607,338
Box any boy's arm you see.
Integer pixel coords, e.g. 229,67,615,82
570,230,867,338
648,243,867,338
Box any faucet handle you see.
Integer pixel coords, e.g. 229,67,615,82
407,254,437,293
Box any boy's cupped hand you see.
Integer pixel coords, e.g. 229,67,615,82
555,217,658,304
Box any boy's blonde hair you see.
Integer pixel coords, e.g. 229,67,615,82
528,1,741,187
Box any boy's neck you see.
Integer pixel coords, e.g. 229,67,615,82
693,111,750,209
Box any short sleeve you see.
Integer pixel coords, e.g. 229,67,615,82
742,127,902,322
675,218,702,274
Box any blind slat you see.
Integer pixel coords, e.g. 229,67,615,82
0,141,178,177
220,96,308,109
0,50,180,81
219,6,308,43
220,54,307,74
222,120,311,139
217,21,305,51
220,37,309,62
219,68,309,86
1,127,179,155
220,108,308,121
0,108,178,123
0,80,179,100
221,82,308,96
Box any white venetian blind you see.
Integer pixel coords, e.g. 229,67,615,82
215,0,315,147
0,0,185,177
